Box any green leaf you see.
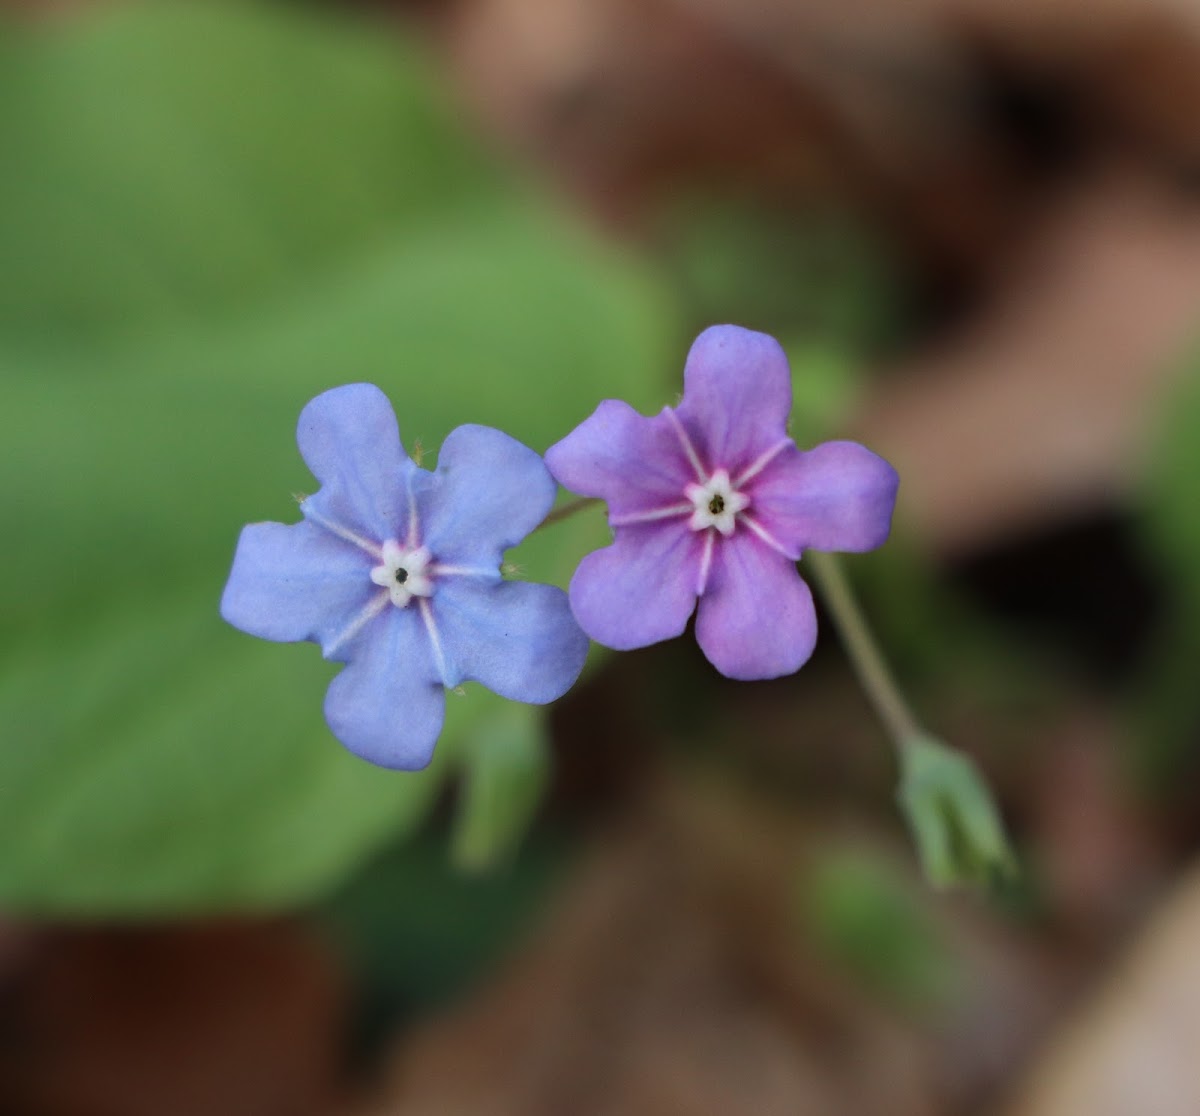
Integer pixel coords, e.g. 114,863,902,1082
0,3,675,914
0,3,496,346
451,704,551,872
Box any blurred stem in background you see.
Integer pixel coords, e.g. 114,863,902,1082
808,552,1018,889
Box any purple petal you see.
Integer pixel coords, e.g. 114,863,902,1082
675,325,793,473
545,400,697,517
750,441,899,554
220,520,375,653
568,523,702,650
432,579,589,703
296,383,416,543
323,606,447,770
421,425,557,567
695,532,817,680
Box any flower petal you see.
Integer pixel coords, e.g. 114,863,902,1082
675,325,793,472
568,523,702,650
695,532,817,680
544,400,697,517
323,606,446,770
220,520,375,653
296,383,416,542
750,441,899,554
433,579,589,703
421,424,558,568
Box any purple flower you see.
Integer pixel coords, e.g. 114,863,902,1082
221,384,589,770
545,325,899,680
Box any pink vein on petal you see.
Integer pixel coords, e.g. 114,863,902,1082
325,592,390,658
430,564,498,578
301,504,383,559
419,597,449,686
696,530,716,595
665,408,708,482
734,437,792,488
740,515,797,560
609,502,693,528
406,471,421,547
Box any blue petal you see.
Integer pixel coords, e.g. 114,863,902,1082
220,520,376,653
296,383,418,543
432,579,589,703
323,606,447,770
420,425,557,568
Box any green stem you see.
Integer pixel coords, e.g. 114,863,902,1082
806,551,922,752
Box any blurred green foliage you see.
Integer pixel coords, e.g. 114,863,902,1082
0,2,676,913
660,200,908,360
799,845,956,1009
325,824,568,1029
451,703,551,872
1131,347,1200,790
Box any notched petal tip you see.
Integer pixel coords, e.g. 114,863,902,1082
420,423,559,565
321,608,448,770
750,440,900,555
220,519,375,648
544,399,646,492
297,383,402,469
567,525,702,651
545,399,697,515
294,382,415,543
695,533,818,680
433,580,590,706
677,324,794,470
325,686,443,771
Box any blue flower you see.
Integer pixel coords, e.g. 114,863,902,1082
221,383,589,770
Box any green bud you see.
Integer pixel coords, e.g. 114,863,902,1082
897,735,1017,889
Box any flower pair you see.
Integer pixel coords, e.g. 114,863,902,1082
221,326,898,769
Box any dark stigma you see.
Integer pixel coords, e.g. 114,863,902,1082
395,568,409,585
708,494,725,516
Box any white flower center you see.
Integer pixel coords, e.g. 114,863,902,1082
685,469,750,537
369,540,435,608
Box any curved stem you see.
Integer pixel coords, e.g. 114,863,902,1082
806,551,922,752
535,496,600,531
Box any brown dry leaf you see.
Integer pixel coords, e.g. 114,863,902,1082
855,173,1200,555
0,921,347,1116
441,0,848,223
438,0,1200,263
1004,860,1200,1116
354,780,1055,1116
434,0,1200,555
1025,707,1165,929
